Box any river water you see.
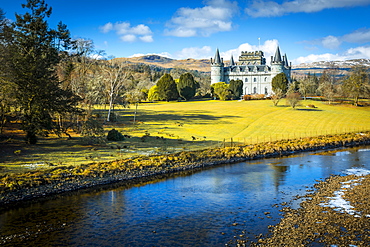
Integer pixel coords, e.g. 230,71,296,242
1,146,370,246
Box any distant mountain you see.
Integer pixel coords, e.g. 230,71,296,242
114,55,370,78
292,59,370,78
114,55,211,72
293,59,370,69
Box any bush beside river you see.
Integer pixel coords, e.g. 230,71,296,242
1,132,370,207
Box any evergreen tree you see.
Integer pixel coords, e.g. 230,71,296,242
1,0,81,143
177,72,198,100
272,73,289,94
229,79,243,99
156,74,179,101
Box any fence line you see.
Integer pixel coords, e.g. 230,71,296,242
219,127,370,148
174,127,370,152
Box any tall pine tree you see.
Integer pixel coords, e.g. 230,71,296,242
1,0,81,143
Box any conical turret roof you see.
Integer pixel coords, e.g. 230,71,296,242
273,46,282,63
214,48,222,64
284,53,289,66
230,55,235,66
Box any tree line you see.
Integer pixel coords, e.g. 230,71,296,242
270,66,370,107
0,0,210,143
0,0,369,144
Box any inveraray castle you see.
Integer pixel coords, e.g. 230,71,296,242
210,46,291,96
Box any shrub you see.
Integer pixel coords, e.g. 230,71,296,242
243,95,252,100
107,129,125,141
251,94,265,100
81,118,105,144
243,94,265,100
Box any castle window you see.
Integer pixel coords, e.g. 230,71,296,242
264,77,267,82
265,87,268,94
245,78,248,82
253,87,257,94
253,78,257,82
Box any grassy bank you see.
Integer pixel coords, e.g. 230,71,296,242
1,99,370,173
1,131,370,206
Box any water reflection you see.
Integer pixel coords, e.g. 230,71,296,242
0,146,369,246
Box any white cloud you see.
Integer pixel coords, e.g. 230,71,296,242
100,22,113,33
292,45,370,64
174,46,213,59
121,34,137,42
131,24,153,35
343,28,370,43
99,21,153,43
304,28,370,50
321,35,342,49
245,0,370,17
139,35,154,43
165,0,239,37
346,46,370,58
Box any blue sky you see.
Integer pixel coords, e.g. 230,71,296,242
2,0,370,64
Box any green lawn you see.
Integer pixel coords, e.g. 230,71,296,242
1,99,370,172
120,99,370,142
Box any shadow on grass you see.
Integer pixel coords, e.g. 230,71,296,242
94,109,241,125
297,108,323,111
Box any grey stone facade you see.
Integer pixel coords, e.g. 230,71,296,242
210,46,291,96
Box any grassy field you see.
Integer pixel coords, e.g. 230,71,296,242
1,99,370,173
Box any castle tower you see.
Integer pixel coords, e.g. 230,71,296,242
270,46,284,78
210,48,224,84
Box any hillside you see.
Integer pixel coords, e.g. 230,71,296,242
114,55,211,72
115,55,370,78
292,59,370,79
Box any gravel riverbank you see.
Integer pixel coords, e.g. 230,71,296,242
248,169,370,246
1,132,370,208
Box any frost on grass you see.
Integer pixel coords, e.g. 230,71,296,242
320,168,370,218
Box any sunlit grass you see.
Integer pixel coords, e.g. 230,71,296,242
1,99,370,173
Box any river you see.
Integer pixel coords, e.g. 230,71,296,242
1,146,370,246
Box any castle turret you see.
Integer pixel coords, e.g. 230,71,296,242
284,53,292,81
271,46,284,78
210,48,224,84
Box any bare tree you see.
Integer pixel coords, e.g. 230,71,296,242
271,88,284,106
59,39,105,117
342,66,370,106
318,70,337,104
286,92,301,109
124,89,146,124
299,75,315,100
103,59,130,122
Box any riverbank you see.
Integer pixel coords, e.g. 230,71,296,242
1,132,370,208
248,169,370,246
